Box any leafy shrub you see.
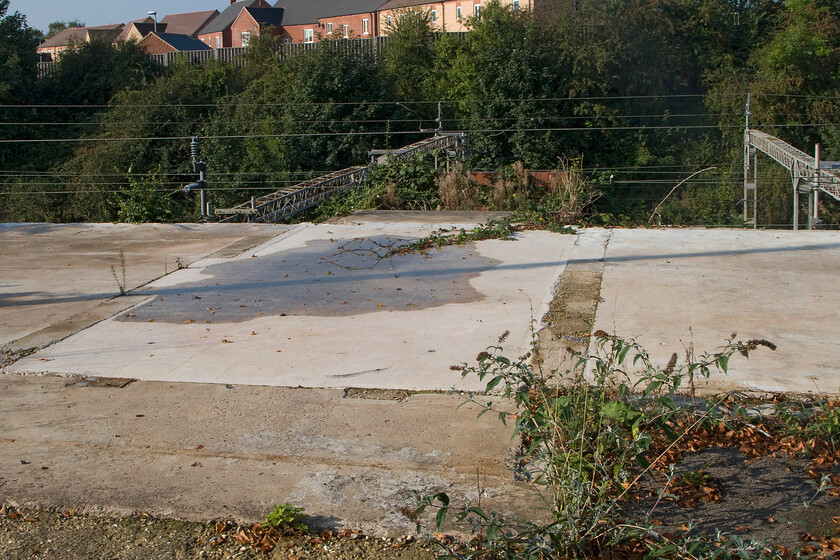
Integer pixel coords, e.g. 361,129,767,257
418,332,776,559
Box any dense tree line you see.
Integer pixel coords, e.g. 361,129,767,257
2,0,840,225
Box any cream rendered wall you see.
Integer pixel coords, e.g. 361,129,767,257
377,0,530,35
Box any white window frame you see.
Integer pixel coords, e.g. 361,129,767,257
430,9,437,22
512,0,520,10
284,38,291,44
241,31,251,46
303,28,314,43
327,22,333,33
215,36,220,48
474,3,481,16
456,6,462,20
342,24,349,38
362,18,369,34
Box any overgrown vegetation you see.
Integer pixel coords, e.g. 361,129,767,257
412,332,840,558
3,0,840,226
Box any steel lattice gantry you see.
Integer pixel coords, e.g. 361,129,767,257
215,133,467,224
368,133,468,165
216,167,369,223
745,129,840,230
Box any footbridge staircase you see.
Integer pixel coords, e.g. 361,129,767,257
744,95,840,229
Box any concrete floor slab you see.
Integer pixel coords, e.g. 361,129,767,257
0,375,541,534
8,223,573,391
0,223,285,349
591,228,840,394
6,219,840,536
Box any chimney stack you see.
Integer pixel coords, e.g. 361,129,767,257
230,0,236,4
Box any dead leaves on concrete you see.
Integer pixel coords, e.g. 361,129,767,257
649,408,840,499
663,470,723,508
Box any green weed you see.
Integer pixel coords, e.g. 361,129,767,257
110,249,127,296
417,332,777,559
261,503,308,532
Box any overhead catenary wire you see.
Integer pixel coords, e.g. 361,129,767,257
3,122,840,144
0,91,835,111
0,113,753,127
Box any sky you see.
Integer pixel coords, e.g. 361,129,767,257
9,0,235,35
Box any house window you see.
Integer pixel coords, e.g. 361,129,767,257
284,38,291,43
342,24,349,38
430,9,437,21
215,36,220,48
327,22,333,33
304,28,314,42
456,6,462,20
362,18,369,34
241,31,251,46
474,4,481,15
387,15,392,26
512,0,520,10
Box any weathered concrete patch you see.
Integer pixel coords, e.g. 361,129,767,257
593,228,840,395
0,223,285,348
8,225,571,391
117,237,499,323
0,375,543,536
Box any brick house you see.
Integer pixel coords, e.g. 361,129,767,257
37,23,124,60
116,20,162,44
229,7,285,47
197,0,274,49
273,0,387,43
138,32,214,55
377,0,528,33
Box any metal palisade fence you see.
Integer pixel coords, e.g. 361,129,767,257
36,33,467,77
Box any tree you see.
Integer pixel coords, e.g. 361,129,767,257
39,39,160,105
0,0,39,103
447,1,566,167
383,10,436,101
45,19,84,39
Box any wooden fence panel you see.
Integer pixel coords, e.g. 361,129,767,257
33,33,468,77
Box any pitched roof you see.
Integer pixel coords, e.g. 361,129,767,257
142,32,214,51
39,24,124,48
116,22,165,42
160,10,220,36
378,0,438,9
199,0,266,34
87,25,125,42
241,7,285,26
273,0,386,24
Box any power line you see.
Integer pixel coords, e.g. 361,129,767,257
6,91,837,112
3,122,839,144
0,112,750,128
0,94,712,110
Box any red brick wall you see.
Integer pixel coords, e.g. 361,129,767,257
139,33,176,54
197,30,225,48
230,12,258,47
469,171,560,188
281,23,317,43
318,13,376,39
